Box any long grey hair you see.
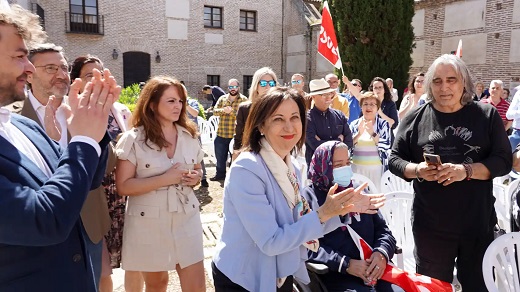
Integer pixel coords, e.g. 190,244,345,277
424,54,475,105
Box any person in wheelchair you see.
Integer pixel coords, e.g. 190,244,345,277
303,141,399,292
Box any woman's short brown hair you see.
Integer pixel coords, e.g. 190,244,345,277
242,87,306,154
133,76,198,149
359,91,381,110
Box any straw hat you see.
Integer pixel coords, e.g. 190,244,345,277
308,78,336,96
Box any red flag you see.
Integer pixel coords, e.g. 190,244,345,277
346,225,454,292
318,1,342,68
455,39,462,58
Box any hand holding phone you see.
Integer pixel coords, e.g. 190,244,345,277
423,153,442,166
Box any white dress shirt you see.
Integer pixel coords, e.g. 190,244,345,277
28,91,68,148
0,107,101,177
506,90,520,130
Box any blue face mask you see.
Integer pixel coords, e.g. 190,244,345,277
332,165,353,187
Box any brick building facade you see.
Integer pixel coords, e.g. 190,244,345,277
411,0,520,95
9,0,334,107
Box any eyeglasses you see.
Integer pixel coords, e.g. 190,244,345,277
259,80,276,87
291,80,302,85
34,64,69,74
228,85,239,89
362,103,377,107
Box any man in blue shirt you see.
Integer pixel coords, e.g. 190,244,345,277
202,85,226,109
342,77,363,124
305,78,353,165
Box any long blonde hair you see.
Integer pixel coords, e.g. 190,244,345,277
248,67,278,102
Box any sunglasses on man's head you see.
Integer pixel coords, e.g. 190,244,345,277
259,80,276,87
228,85,239,89
291,80,302,85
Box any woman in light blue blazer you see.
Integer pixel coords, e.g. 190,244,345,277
212,87,385,291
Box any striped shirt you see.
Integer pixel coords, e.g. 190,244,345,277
213,93,248,138
351,132,381,166
349,116,391,171
481,98,511,127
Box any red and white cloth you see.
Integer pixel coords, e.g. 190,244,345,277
346,225,454,292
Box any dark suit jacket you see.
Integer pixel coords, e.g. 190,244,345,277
0,115,110,291
6,99,111,243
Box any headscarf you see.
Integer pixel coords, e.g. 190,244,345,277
308,140,352,192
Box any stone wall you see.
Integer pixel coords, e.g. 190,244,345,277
412,0,520,94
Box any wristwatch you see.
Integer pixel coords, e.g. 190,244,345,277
371,132,377,138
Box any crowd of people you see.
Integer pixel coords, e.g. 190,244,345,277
2,3,520,292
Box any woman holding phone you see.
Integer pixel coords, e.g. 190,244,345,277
116,76,206,291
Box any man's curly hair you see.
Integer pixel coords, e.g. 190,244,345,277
0,4,47,48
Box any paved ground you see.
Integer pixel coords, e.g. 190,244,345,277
112,160,224,291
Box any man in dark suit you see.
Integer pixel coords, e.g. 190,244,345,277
5,43,111,284
0,4,119,291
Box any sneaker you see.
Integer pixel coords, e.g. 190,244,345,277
209,176,225,181
200,179,209,187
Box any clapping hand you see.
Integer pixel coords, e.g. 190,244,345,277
65,68,121,142
318,183,385,222
43,95,62,141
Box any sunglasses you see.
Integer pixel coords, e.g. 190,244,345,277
291,80,302,85
352,83,361,87
228,85,239,89
259,80,276,87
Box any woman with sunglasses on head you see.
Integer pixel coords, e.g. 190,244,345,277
232,67,278,159
398,72,425,120
116,76,206,292
69,55,144,292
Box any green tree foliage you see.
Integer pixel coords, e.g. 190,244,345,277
119,83,140,112
329,0,415,94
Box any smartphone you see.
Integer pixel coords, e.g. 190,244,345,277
423,153,442,166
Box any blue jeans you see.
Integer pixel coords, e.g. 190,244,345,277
214,136,232,177
509,129,520,152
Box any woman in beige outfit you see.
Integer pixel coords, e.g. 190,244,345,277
116,76,205,292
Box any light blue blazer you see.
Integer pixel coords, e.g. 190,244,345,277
213,151,342,291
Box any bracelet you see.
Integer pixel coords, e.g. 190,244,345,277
415,164,424,182
316,209,326,225
463,164,472,180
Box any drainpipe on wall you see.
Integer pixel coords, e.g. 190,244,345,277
307,24,314,85
280,0,285,83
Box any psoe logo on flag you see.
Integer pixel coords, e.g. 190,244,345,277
317,1,342,69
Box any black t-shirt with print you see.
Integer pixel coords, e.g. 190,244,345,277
389,101,512,236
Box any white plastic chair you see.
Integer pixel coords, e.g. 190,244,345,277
351,173,379,194
506,179,520,232
200,116,219,164
482,232,520,292
380,170,413,194
493,183,510,232
379,191,414,272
